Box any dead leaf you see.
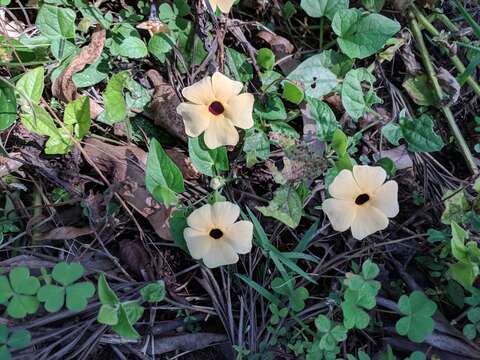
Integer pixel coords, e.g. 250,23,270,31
437,67,460,106
399,30,423,76
83,139,197,240
166,148,200,180
375,145,413,170
146,70,187,142
52,26,106,118
0,152,23,177
257,30,297,73
33,226,93,241
118,239,150,277
137,20,170,36
148,333,228,355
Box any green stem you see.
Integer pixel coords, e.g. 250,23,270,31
413,6,480,98
319,17,324,50
451,0,480,39
409,8,478,174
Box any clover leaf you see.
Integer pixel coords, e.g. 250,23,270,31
0,325,31,360
463,307,480,339
0,267,40,319
140,281,166,303
395,291,437,343
271,277,309,312
37,262,95,312
314,315,347,351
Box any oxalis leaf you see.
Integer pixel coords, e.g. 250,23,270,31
0,267,40,319
258,185,303,228
341,68,382,120
395,291,437,343
145,138,185,206
332,8,400,59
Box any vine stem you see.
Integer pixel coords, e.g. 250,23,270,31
412,5,480,98
408,8,478,174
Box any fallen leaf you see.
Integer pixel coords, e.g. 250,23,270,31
52,26,106,118
375,145,413,170
0,152,23,177
83,139,197,240
146,70,187,142
33,226,93,241
137,20,170,36
437,67,460,106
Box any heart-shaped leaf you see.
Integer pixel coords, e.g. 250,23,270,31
52,262,84,286
66,282,95,311
37,285,65,313
9,267,40,295
7,294,39,319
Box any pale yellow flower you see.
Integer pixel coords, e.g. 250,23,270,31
176,72,254,149
184,201,253,268
322,165,399,240
205,0,235,13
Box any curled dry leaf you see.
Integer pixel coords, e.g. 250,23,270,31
437,67,460,106
136,20,170,36
399,30,423,76
146,70,187,142
83,139,198,240
0,152,23,177
52,26,106,118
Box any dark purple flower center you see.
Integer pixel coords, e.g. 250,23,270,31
208,101,225,116
355,193,370,205
209,228,224,239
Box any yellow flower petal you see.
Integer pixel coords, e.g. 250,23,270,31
184,228,213,259
329,169,361,200
202,241,239,268
353,165,386,194
217,0,235,12
371,180,399,218
212,72,243,103
225,93,254,129
206,0,218,9
322,198,357,232
211,201,240,228
176,103,211,137
203,117,239,149
350,205,389,240
224,221,253,254
186,203,213,231
182,76,214,105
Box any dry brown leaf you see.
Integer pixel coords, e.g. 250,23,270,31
399,30,422,76
137,20,170,36
166,148,201,180
0,152,23,177
83,139,197,240
52,26,106,118
375,145,413,170
146,70,187,142
437,67,461,105
33,226,93,241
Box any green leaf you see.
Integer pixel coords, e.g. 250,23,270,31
403,75,437,106
7,294,39,319
450,222,469,262
140,281,166,303
282,81,305,105
111,304,141,339
441,189,468,225
395,291,437,343
300,0,349,20
37,285,65,313
52,262,84,287
0,345,11,360
6,329,30,349
341,296,371,330
35,5,76,39
315,315,331,332
188,136,229,176
16,67,44,106
64,97,91,139
110,24,147,59
362,0,385,12
73,55,110,88
66,282,95,311
305,97,338,141
225,47,254,83
243,128,270,167
332,8,400,59
331,129,348,157
381,123,402,146
258,185,303,228
399,114,444,152
9,267,39,295
97,273,119,306
145,138,185,206
0,83,17,130
288,54,338,98
257,48,276,71
0,325,7,344
449,262,478,289
342,68,381,120
102,72,129,125
254,94,287,121
98,304,119,325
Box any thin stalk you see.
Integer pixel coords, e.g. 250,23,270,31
451,0,480,39
413,5,480,97
409,8,478,174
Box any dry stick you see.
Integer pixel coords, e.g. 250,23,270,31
413,5,480,98
408,8,478,175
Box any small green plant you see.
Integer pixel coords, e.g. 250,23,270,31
37,262,95,312
0,325,30,360
97,273,144,339
140,281,166,303
341,260,381,329
0,267,40,319
463,307,480,339
314,315,347,352
395,291,437,343
271,277,309,312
